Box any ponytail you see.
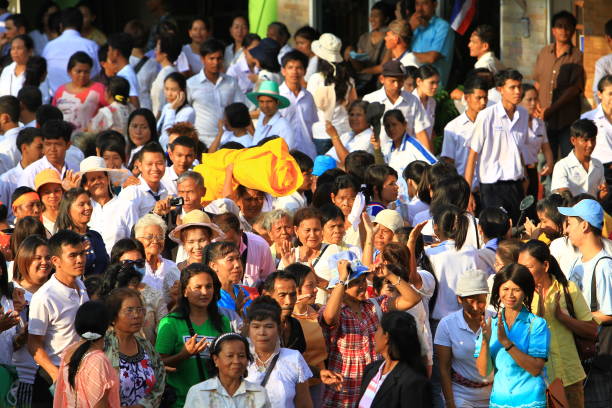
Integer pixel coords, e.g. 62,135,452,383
520,240,569,287
68,341,94,389
432,204,469,250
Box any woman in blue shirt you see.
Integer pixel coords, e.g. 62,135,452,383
475,263,550,408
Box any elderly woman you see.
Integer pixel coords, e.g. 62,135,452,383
168,210,224,271
134,213,180,304
185,332,270,407
262,209,293,264
55,188,109,276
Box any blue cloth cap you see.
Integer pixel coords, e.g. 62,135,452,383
558,199,604,230
312,155,336,176
326,251,369,289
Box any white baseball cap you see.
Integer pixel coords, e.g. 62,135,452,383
455,269,490,297
374,209,403,233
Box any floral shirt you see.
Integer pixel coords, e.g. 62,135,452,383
119,344,156,406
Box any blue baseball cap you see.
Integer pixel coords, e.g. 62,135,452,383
558,199,604,230
326,250,369,289
312,155,336,176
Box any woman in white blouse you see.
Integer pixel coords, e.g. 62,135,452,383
325,100,374,166
245,296,314,408
0,34,33,97
156,72,195,149
185,332,270,407
224,16,249,69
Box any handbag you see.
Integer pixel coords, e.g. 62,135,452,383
561,284,597,362
546,378,569,408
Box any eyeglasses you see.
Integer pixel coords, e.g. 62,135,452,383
120,307,146,316
138,235,165,242
121,259,146,268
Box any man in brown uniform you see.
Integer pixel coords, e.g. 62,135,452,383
533,10,585,159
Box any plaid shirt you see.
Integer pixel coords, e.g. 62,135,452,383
318,296,390,408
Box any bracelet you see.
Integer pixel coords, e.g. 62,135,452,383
336,280,346,287
393,276,401,286
504,343,514,352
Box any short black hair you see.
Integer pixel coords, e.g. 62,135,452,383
281,49,308,69
49,229,85,258
464,75,490,95
107,32,134,60
494,69,523,87
472,24,495,47
12,33,34,51
158,34,182,63
169,135,196,152
402,160,429,183
552,10,577,29
244,33,261,48
200,38,225,57
479,207,510,240
0,95,20,123
7,13,29,31
319,203,345,224
597,74,612,93
290,149,314,173
123,19,148,49
416,64,439,80
17,86,42,113
224,102,250,128
345,150,375,184
16,127,43,154
294,25,318,42
99,139,126,163
67,51,93,71
36,105,63,126
95,129,125,150
570,118,597,140
139,141,165,158
42,119,73,142
261,271,297,294
605,19,612,38
61,7,84,32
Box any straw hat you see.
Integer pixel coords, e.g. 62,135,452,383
79,156,126,174
34,169,62,191
247,80,290,109
169,210,225,244
312,33,342,64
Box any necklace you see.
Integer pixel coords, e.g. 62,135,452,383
293,308,310,317
255,351,276,372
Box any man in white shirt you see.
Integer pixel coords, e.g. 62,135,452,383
125,19,160,111
0,95,22,172
592,19,612,103
441,76,489,189
363,60,433,152
118,142,168,229
161,136,196,196
279,50,318,159
18,120,79,189
35,104,84,165
150,33,181,117
17,85,41,128
28,230,89,403
107,32,140,108
248,80,296,149
187,38,244,146
551,119,607,199
581,74,612,186
267,22,293,65
468,25,505,74
42,7,99,94
464,69,528,223
0,127,43,188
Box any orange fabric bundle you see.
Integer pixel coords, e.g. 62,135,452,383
195,138,304,201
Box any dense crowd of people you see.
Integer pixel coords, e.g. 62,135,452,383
0,0,610,407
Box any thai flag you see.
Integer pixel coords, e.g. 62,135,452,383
450,0,477,35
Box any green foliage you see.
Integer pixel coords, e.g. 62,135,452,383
433,88,460,155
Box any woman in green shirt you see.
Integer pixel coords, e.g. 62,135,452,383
155,263,232,407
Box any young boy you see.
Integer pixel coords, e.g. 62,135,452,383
17,85,41,127
0,95,22,172
464,68,528,223
247,80,296,149
209,102,253,152
363,60,432,151
441,75,489,189
581,75,612,186
151,33,182,116
18,119,79,189
0,127,43,187
551,119,607,199
36,104,85,165
161,136,196,196
273,150,313,213
279,50,317,159
106,32,140,107
468,24,505,73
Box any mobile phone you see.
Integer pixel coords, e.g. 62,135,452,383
169,197,184,206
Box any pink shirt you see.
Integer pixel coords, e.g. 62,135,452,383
53,82,107,132
54,348,120,408
239,231,276,287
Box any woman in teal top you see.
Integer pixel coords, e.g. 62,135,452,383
156,263,232,407
475,264,550,408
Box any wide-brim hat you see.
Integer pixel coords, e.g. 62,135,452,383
247,80,290,109
34,168,62,191
249,38,281,71
80,156,127,175
312,33,342,64
169,209,225,244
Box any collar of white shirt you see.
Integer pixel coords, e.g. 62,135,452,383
257,111,282,128
195,70,226,86
494,100,523,126
565,150,596,172
280,82,306,101
60,29,82,39
197,376,259,395
137,174,167,196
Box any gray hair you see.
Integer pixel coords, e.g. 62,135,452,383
177,171,204,188
134,213,167,237
261,209,292,232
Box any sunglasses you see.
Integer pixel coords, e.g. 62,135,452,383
121,259,146,269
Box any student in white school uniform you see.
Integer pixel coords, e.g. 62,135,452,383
581,75,612,186
363,60,433,152
464,69,529,223
247,80,296,148
125,19,160,111
0,95,23,173
150,34,182,118
156,72,196,149
551,119,607,200
27,230,89,405
0,128,43,188
107,32,140,108
468,25,505,74
412,64,440,139
208,102,255,152
160,136,196,196
177,17,210,76
279,50,318,159
441,75,489,190
226,34,261,95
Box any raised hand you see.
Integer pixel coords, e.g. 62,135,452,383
170,91,186,110
61,170,82,191
183,334,209,356
480,314,492,343
337,259,350,282
497,312,511,348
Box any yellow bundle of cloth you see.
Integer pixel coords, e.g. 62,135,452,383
195,138,304,201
